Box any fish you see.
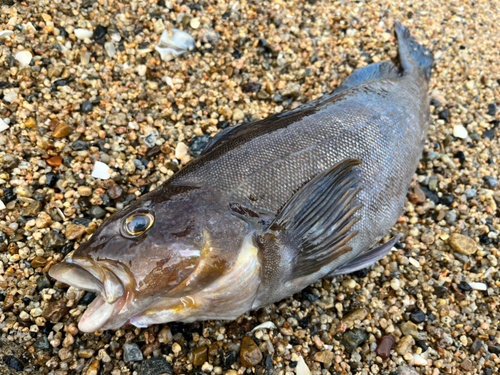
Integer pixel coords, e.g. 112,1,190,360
49,22,433,332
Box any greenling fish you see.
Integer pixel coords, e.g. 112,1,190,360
49,22,433,332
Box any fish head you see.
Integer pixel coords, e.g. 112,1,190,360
49,186,254,332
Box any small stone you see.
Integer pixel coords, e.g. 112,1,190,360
91,161,111,179
449,233,478,255
93,25,107,43
1,154,19,169
488,103,497,116
313,350,334,364
15,51,32,67
78,349,95,358
409,308,426,324
22,201,42,216
89,206,106,219
396,335,414,356
189,134,211,157
3,356,24,371
460,359,472,371
144,130,159,148
190,18,200,29
81,100,93,113
464,188,477,198
223,351,236,367
36,274,51,291
376,334,395,360
47,156,63,167
31,256,48,268
484,176,498,188
108,186,124,200
282,82,301,97
175,142,191,160
140,356,173,375
471,338,483,354
240,337,262,367
43,300,70,322
34,335,50,350
52,122,72,138
233,109,244,121
453,125,468,139
342,329,368,352
78,186,92,196
75,28,93,40
36,212,53,228
193,346,208,366
342,308,368,329
482,129,495,140
413,353,427,366
242,82,262,93
65,223,86,240
80,292,96,305
124,160,136,174
43,230,65,249
87,360,100,375
123,343,143,362
296,356,311,375
390,278,401,290
396,367,419,375
401,322,418,337
72,140,89,150
445,211,457,224
468,282,487,291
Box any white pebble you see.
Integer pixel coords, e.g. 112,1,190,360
91,161,111,179
408,257,421,268
137,65,147,76
104,42,116,58
390,278,400,290
468,282,487,291
74,28,93,40
296,356,311,375
412,353,427,366
0,30,13,38
453,125,468,139
15,51,32,67
0,200,5,210
175,142,190,159
155,29,195,61
190,18,200,29
251,321,277,333
0,118,9,132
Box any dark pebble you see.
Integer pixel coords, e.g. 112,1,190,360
438,108,449,120
140,185,150,194
36,274,51,291
146,146,161,158
80,100,93,113
217,121,230,129
432,286,448,297
482,129,496,141
484,176,498,188
454,151,466,163
72,140,89,151
60,242,74,256
189,135,211,157
108,185,124,200
439,195,454,206
242,82,262,93
488,103,497,116
342,329,368,352
410,308,426,323
485,368,493,375
140,356,173,375
415,340,428,352
3,355,24,371
375,334,395,360
124,194,136,205
165,161,179,172
101,193,112,207
73,217,92,226
419,186,439,204
133,158,145,170
43,230,65,249
458,281,472,292
80,292,96,305
2,188,16,203
45,172,59,188
223,351,236,368
34,335,50,350
93,25,107,43
430,98,441,107
488,345,500,355
89,206,106,219
78,196,92,209
53,78,69,87
471,338,483,354
303,291,319,302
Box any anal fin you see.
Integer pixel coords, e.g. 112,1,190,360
328,234,402,277
268,159,363,279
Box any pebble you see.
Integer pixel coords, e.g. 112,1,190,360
140,357,173,375
468,282,487,291
193,346,208,366
52,122,72,138
471,338,483,354
342,329,368,352
89,206,106,219
240,337,262,367
313,350,334,364
15,51,32,66
396,336,414,356
189,134,211,157
296,356,311,375
81,100,93,113
3,356,24,371
190,18,201,29
91,161,111,179
233,109,245,121
449,233,478,255
445,211,457,224
376,334,395,360
488,103,497,116
342,308,368,328
484,176,498,188
409,308,426,324
0,118,9,132
34,335,50,350
412,353,427,366
390,278,401,290
453,125,468,138
31,256,48,268
123,343,143,362
74,28,93,40
36,275,51,291
282,82,301,97
65,223,86,240
401,322,418,337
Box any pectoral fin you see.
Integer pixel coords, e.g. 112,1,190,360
328,234,402,277
269,159,362,279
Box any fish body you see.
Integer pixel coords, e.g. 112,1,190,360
50,23,433,332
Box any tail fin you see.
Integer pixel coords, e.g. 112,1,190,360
395,22,433,82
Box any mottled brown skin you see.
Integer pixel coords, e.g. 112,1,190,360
50,23,433,332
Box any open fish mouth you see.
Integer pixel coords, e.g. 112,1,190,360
49,258,133,332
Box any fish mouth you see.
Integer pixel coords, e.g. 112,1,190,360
49,257,134,332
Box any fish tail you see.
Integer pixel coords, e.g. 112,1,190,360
395,22,434,82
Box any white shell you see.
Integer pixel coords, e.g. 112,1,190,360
91,161,111,180
155,29,195,61
15,51,32,67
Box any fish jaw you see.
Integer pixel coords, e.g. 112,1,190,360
127,234,262,327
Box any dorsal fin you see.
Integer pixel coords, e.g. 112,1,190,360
333,61,400,95
268,159,362,279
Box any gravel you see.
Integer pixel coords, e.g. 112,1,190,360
0,0,499,374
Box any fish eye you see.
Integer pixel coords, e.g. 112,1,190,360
124,213,154,236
